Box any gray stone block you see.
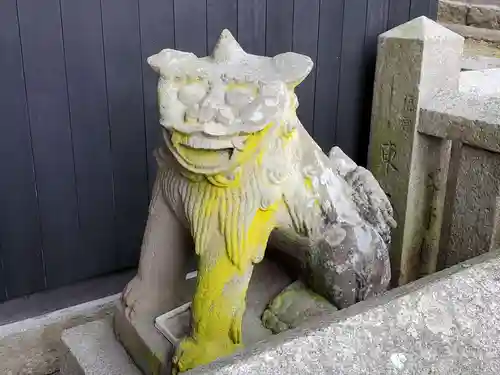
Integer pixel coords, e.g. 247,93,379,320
443,22,500,43
60,319,141,375
438,1,469,25
462,54,500,70
187,251,500,375
439,144,500,269
438,1,500,30
0,294,118,375
468,5,500,30
460,68,500,95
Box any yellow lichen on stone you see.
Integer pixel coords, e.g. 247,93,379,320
173,201,280,373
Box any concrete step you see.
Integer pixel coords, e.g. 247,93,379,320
60,318,141,375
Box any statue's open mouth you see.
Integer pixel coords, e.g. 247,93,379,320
175,143,235,169
164,130,245,175
164,122,274,175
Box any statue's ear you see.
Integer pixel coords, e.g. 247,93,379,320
273,52,313,87
147,49,197,75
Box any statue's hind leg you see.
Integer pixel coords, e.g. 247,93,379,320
121,171,194,320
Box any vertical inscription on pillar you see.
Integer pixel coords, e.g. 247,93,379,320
424,172,440,231
380,142,399,175
398,94,417,131
403,94,417,113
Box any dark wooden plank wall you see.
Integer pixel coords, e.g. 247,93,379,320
0,0,45,301
17,0,81,291
0,0,438,301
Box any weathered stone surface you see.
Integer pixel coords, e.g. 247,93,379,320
261,281,337,334
461,55,500,71
369,17,462,285
61,319,141,375
188,251,500,375
370,15,500,286
466,0,500,6
119,28,394,372
114,302,172,375
444,22,500,43
438,0,500,30
460,68,500,95
438,0,469,25
418,91,500,153
440,145,500,268
0,294,117,375
464,54,500,71
468,5,500,30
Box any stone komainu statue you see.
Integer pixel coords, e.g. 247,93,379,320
121,30,396,373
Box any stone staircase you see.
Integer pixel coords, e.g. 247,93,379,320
439,0,500,70
439,0,500,30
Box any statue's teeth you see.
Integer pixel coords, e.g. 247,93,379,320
232,137,246,150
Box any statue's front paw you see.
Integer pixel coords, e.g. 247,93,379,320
262,281,337,334
173,337,242,373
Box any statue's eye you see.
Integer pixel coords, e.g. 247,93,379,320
225,86,256,109
178,83,207,106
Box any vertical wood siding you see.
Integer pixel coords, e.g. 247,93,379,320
0,0,437,301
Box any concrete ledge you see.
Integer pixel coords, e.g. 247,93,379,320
460,68,500,95
0,294,119,375
443,22,500,43
188,251,500,375
60,319,141,375
462,54,500,70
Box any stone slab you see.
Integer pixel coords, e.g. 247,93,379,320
114,301,171,375
60,318,141,375
468,4,500,30
466,0,500,6
460,68,500,95
439,144,500,268
443,22,500,42
188,251,500,375
0,294,118,375
0,269,132,326
462,54,500,70
439,1,500,30
419,92,500,153
439,1,469,25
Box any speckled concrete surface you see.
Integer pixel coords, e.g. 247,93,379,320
61,318,141,375
0,294,119,375
188,251,500,375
